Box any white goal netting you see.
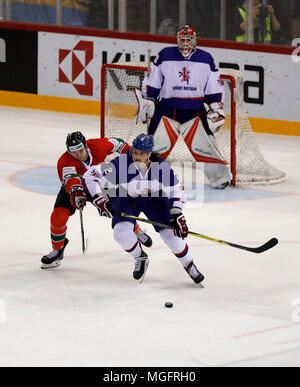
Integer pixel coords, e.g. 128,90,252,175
101,63,285,186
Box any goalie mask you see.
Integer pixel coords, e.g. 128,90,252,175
177,25,197,58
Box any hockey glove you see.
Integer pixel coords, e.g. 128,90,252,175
206,102,225,133
93,194,114,218
135,89,155,124
69,185,87,210
170,208,188,239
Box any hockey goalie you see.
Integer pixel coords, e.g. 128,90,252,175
135,25,232,189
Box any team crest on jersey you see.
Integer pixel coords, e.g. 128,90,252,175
179,67,190,84
90,168,101,178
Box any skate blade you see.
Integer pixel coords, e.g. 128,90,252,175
138,258,149,284
41,260,62,269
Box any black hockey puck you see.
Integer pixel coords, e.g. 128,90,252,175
165,302,173,308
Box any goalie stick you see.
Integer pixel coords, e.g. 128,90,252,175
120,213,278,254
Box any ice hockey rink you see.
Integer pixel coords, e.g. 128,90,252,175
0,105,300,367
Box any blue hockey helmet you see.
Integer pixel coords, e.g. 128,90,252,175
132,134,154,152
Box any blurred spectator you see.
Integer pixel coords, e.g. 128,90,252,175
289,0,300,40
10,0,87,26
235,0,281,44
156,0,178,35
79,0,108,29
186,0,221,39
270,0,292,45
226,0,242,40
127,0,150,33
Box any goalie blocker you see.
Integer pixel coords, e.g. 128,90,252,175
152,116,232,188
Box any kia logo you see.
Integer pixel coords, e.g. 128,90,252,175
59,40,93,96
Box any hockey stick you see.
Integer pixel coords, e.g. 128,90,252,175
120,213,278,254
79,207,88,254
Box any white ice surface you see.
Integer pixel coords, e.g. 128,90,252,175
0,106,300,367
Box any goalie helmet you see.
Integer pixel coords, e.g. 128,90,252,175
132,133,154,153
177,25,197,58
66,131,87,152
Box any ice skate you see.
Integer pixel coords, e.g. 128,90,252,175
136,228,153,248
133,251,149,283
185,261,204,284
214,181,230,189
41,238,69,269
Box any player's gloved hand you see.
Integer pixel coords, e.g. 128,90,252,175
69,185,86,209
93,194,114,218
135,89,155,124
170,207,188,239
206,102,225,133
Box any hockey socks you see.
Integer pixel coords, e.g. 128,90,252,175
159,229,192,267
50,207,70,250
114,222,149,282
114,221,142,258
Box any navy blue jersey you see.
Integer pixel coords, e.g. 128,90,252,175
84,153,185,210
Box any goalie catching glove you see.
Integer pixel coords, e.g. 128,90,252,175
93,194,114,218
135,89,155,124
206,102,225,133
170,207,188,239
69,185,86,210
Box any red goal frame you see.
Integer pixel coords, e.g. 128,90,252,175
100,63,237,186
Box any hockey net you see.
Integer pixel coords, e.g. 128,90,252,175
100,63,285,186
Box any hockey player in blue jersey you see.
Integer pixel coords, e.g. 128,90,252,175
83,133,204,285
135,25,232,189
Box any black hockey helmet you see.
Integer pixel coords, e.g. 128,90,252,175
66,131,87,152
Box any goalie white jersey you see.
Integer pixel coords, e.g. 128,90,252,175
142,46,224,110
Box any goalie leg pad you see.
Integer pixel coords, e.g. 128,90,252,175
153,116,180,159
203,162,232,188
179,117,232,187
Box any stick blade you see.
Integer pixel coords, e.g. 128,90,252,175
252,237,279,253
227,237,279,253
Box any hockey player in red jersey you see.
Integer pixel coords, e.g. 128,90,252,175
41,131,152,269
